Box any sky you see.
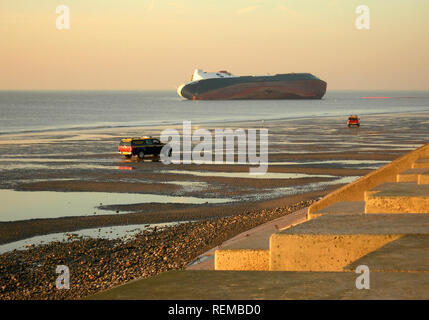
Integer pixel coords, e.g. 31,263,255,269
1,0,429,90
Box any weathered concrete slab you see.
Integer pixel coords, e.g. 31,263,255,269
345,235,429,272
309,201,365,219
216,227,280,251
270,233,400,271
397,168,429,182
86,270,429,300
213,224,275,270
364,181,429,202
366,197,429,214
368,182,429,197
364,182,407,200
419,172,429,184
277,214,429,235
215,249,269,271
211,209,306,271
413,158,429,169
365,182,429,213
269,214,429,271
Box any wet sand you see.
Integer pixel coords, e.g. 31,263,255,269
0,190,329,245
0,111,428,299
0,112,426,242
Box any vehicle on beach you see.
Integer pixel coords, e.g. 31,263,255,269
118,136,171,159
347,115,360,127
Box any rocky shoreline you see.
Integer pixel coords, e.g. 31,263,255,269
0,199,315,300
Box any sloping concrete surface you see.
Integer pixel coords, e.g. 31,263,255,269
345,235,429,272
368,182,429,197
87,270,429,300
270,233,400,271
269,214,429,271
309,201,365,219
365,182,429,213
279,214,429,235
419,171,429,184
397,168,429,182
188,208,307,270
413,158,429,169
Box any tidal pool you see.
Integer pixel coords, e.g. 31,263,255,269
0,189,234,221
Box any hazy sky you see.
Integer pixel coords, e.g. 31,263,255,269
1,0,428,90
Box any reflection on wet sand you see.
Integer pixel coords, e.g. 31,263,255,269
0,189,234,222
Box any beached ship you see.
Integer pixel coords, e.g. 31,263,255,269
177,69,327,100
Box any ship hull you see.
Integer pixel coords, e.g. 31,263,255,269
178,73,327,100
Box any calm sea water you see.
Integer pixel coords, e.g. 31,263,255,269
0,90,428,135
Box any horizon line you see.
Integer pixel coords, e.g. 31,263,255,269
1,89,429,92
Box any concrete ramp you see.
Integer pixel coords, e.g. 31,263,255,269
87,270,429,300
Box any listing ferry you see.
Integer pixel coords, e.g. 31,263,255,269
177,69,327,100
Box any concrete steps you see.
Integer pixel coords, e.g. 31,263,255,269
397,168,429,183
216,153,429,272
270,214,429,271
214,209,306,271
344,235,429,272
365,182,429,213
418,171,429,184
307,201,365,219
412,158,429,169
215,213,429,272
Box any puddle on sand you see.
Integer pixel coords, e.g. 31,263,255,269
0,221,187,254
0,189,234,221
162,170,335,179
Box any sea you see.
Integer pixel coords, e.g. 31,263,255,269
1,90,429,135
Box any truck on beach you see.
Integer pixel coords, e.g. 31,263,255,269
347,115,360,127
118,136,170,159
